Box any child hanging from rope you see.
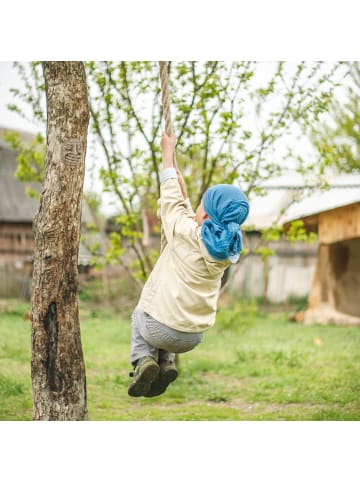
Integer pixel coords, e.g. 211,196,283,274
128,132,249,397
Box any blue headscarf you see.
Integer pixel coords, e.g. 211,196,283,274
201,184,249,261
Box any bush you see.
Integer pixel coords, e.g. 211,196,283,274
216,298,262,332
78,273,141,315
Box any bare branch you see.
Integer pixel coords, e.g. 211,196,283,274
176,61,219,146
89,100,131,216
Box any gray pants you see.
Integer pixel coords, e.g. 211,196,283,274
130,308,204,366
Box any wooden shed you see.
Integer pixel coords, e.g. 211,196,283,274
284,195,360,326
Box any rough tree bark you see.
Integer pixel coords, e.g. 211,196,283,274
31,62,89,420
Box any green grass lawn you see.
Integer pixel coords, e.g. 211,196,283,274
1,298,360,421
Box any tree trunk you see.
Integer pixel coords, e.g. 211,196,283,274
31,62,89,420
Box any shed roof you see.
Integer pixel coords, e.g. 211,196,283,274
280,181,360,224
244,172,360,229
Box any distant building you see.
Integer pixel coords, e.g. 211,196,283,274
0,129,98,298
282,185,360,326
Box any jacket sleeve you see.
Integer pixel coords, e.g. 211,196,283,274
159,172,198,245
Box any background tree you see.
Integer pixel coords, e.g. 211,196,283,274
31,62,89,420
6,61,344,287
310,61,360,174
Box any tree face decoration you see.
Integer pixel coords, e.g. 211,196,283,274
62,139,83,167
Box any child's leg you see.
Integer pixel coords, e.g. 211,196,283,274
145,349,178,398
130,309,204,397
158,349,175,364
128,309,161,397
130,309,159,366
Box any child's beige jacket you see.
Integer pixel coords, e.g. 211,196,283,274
138,174,230,333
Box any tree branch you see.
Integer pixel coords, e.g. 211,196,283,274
89,100,131,216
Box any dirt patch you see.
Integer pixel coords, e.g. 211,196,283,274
151,394,355,420
225,398,318,413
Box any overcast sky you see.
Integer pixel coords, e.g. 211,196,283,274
0,62,37,132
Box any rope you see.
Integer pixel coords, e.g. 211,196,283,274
158,61,178,254
159,61,177,168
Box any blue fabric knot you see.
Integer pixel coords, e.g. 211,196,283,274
227,222,240,233
201,184,249,261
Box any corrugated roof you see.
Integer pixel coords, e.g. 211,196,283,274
244,190,295,230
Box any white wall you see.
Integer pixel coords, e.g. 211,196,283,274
228,234,318,303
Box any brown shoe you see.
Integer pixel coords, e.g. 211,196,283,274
145,360,178,398
128,357,160,397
